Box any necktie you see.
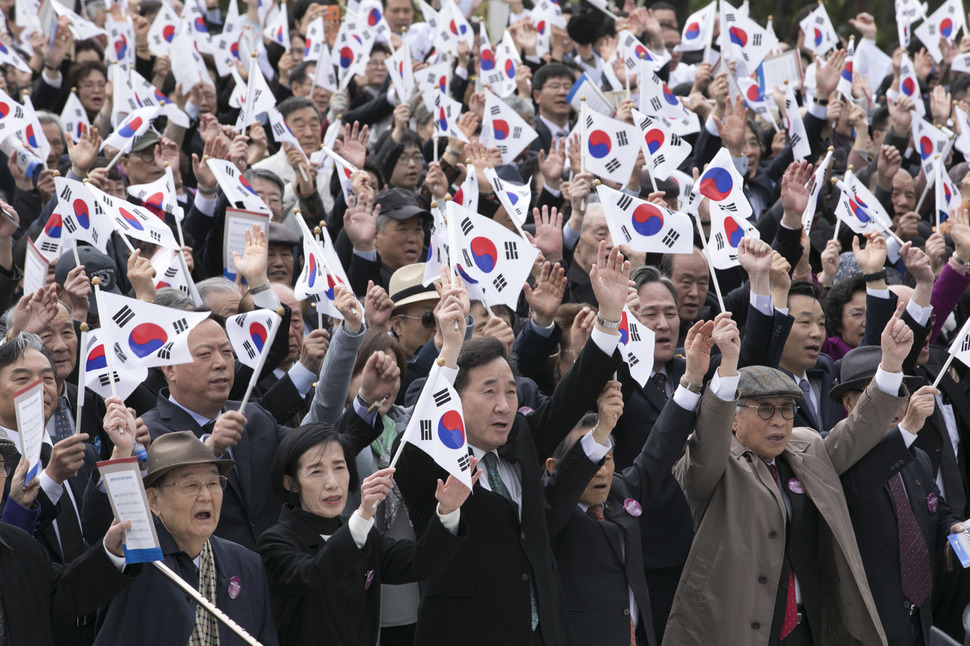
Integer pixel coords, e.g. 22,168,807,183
652,373,669,402
586,503,605,521
481,452,538,631
50,398,73,444
769,464,799,640
888,473,932,607
797,379,818,429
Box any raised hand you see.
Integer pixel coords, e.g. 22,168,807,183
67,123,102,178
104,396,138,459
683,319,716,386
537,137,566,190
900,385,939,432
343,193,380,252
815,49,847,100
334,283,362,331
358,350,402,407
364,280,394,332
358,467,395,520
333,121,369,169
711,313,740,376
231,224,269,285
780,160,812,220
46,434,89,484
851,231,887,274
737,237,773,294
712,94,747,157
525,206,563,263
880,302,914,373
206,410,246,457
8,456,41,508
299,329,331,375
435,457,481,515
590,242,630,323
594,380,624,439
523,261,566,327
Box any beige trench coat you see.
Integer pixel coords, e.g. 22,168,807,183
664,381,906,646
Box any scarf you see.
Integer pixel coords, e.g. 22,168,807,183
371,413,404,530
187,539,220,646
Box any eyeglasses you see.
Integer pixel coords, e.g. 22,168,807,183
160,476,228,497
739,402,798,420
398,153,424,165
395,311,436,329
132,143,160,163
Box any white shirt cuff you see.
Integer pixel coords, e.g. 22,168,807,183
591,327,619,357
528,318,555,338
866,286,890,299
749,291,773,317
672,383,700,411
562,223,580,250
711,369,740,401
193,193,218,216
525,55,541,65
581,429,612,462
436,505,461,534
704,114,718,136
886,236,902,264
43,69,62,88
455,66,468,80
905,300,933,327
288,361,317,397
349,510,374,549
353,248,378,261
898,425,919,448
251,289,282,310
40,471,63,504
874,366,904,396
776,306,789,316
808,103,828,120
104,541,126,571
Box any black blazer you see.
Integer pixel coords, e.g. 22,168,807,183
544,393,698,646
781,352,841,434
393,335,620,646
258,504,468,646
842,428,961,646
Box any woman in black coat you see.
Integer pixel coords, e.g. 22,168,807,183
257,423,477,646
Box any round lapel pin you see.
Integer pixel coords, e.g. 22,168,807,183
928,492,939,513
623,498,642,517
227,576,241,600
787,478,805,494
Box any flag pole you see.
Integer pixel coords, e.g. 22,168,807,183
240,51,259,133
151,561,264,646
105,147,126,172
442,196,459,286
935,156,942,231
74,322,88,436
932,353,956,389
238,307,285,410
314,224,325,330
92,281,119,401
579,97,587,212
691,211,725,312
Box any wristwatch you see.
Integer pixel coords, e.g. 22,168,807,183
862,270,888,282
680,376,703,394
248,282,271,295
595,314,620,330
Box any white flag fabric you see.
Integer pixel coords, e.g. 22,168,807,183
913,117,953,189
92,184,181,250
437,0,473,55
207,159,272,214
303,16,326,62
447,200,538,309
54,177,113,253
146,2,180,57
802,149,833,233
896,0,927,48
262,1,290,51
616,307,655,387
898,53,925,118
334,12,376,89
631,109,691,181
98,291,210,367
783,82,811,160
596,184,694,254
357,0,392,43
483,168,531,229
914,0,965,63
106,15,135,68
384,40,414,102
236,64,277,130
151,248,201,304
678,1,716,51
692,147,752,220
618,30,669,76
60,90,89,144
798,4,838,57
947,313,970,370
293,219,351,318
707,207,761,270
433,91,468,143
480,90,537,164
453,163,479,210
267,106,305,153
581,104,640,185
0,90,28,140
492,31,521,99
19,96,50,169
936,163,961,228
836,38,855,99
100,106,159,155
226,309,283,370
478,22,510,97
736,78,777,130
638,69,694,123
312,44,339,93
82,328,148,401
834,169,894,235
399,364,474,488
720,11,772,72
953,107,970,157
128,167,179,218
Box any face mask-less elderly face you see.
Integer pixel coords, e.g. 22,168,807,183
460,357,517,453
0,347,58,428
375,214,425,271
733,397,797,462
148,464,223,553
163,320,235,420
285,440,350,518
41,305,77,385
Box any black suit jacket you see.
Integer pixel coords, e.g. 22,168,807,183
842,429,960,646
258,504,468,646
544,393,697,646
393,335,620,646
781,353,841,434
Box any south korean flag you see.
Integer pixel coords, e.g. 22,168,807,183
690,147,752,220
61,91,89,144
146,1,180,58
798,4,839,57
433,91,468,143
833,169,894,235
631,108,691,181
912,116,954,190
150,248,202,305
898,53,926,118
581,105,640,186
303,16,326,62
54,177,113,254
447,200,538,309
384,39,414,102
802,149,833,233
97,291,210,367
207,159,272,214
619,30,669,76
453,163,479,210
399,363,473,489
479,23,511,99
480,89,537,165
707,207,760,270
596,183,694,255
483,167,531,231
638,68,694,124
225,309,283,370
914,0,965,63
782,82,811,160
82,328,148,401
616,307,655,387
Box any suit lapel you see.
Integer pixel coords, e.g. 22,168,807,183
224,402,253,513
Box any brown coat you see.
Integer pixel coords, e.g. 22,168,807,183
664,381,906,646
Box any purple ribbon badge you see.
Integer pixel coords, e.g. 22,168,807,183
623,498,642,517
928,492,939,514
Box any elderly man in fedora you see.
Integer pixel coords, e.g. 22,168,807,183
93,431,279,646
836,345,965,646
665,305,917,646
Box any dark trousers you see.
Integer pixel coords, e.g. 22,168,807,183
645,564,684,645
380,623,416,646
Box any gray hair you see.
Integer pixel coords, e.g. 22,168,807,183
0,332,57,376
155,288,196,310
504,95,535,120
197,277,240,306
244,168,285,195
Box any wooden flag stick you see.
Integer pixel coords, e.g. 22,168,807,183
74,323,88,436
932,354,956,389
691,211,725,312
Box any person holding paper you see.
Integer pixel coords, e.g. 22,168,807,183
257,423,474,646
93,431,280,646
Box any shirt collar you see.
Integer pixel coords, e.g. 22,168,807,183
166,395,219,428
539,114,569,139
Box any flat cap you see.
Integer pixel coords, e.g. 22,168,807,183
267,221,300,246
738,366,803,400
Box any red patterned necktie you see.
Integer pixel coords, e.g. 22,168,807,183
769,464,799,639
586,503,605,521
887,473,932,607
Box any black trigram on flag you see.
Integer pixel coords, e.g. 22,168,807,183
652,154,666,168
726,13,736,22
433,388,452,407
649,97,662,112
98,372,120,387
504,241,518,260
173,318,189,334
493,274,508,291
59,186,72,201
617,131,629,147
164,266,179,280
64,218,77,234
620,225,632,242
457,453,471,472
585,115,594,128
150,230,162,243
460,218,473,235
420,419,432,441
789,133,802,150
272,122,286,137
627,353,639,367
489,105,501,115
714,233,725,250
617,194,633,210
629,324,641,342
39,241,58,254
113,343,128,362
662,230,680,248
722,203,739,212
512,126,523,138
497,144,508,156
752,33,762,46
157,342,174,361
961,334,970,353
112,305,135,328
241,340,256,360
605,159,621,173
462,249,473,267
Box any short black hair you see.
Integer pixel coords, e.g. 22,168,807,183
454,337,519,396
550,412,601,460
632,265,678,304
270,424,361,509
291,61,314,86
823,275,865,337
0,333,56,376
788,280,821,306
67,61,107,91
533,62,574,93
952,75,970,102
869,105,890,134
75,39,105,61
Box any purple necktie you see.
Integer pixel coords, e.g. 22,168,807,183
888,473,932,607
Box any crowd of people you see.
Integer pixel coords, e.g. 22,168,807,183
0,0,969,644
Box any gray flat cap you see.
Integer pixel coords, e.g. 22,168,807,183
738,366,803,400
